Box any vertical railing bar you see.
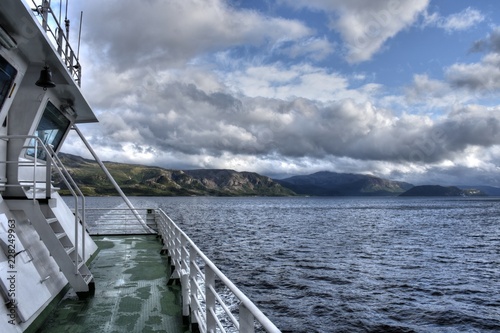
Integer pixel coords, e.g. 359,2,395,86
181,234,190,318
81,195,85,264
181,272,190,318
190,246,200,327
74,195,79,274
33,138,37,201
205,265,216,332
239,303,255,333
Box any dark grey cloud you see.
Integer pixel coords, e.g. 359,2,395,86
88,80,500,168
470,27,500,54
445,55,500,93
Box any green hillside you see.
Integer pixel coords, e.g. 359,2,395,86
55,153,295,196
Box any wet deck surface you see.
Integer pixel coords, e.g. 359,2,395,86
38,235,190,333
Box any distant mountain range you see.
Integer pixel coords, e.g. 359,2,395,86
276,171,414,196
399,185,487,197
55,153,499,197
56,153,293,196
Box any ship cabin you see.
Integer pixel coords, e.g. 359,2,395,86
0,0,100,331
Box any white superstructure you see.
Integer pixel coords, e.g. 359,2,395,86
0,1,98,331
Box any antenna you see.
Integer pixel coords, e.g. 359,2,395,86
77,11,83,60
65,0,70,42
59,0,62,24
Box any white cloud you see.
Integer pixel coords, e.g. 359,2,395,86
446,53,500,94
81,0,312,70
279,36,335,61
280,0,430,63
438,7,485,33
60,2,500,187
222,63,382,103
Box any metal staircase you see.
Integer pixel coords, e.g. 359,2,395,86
6,200,95,297
2,135,94,297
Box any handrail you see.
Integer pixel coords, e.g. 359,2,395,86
72,125,154,234
81,207,156,235
155,208,281,333
48,145,87,268
0,135,86,272
30,0,82,86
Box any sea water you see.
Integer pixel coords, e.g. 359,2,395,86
81,196,500,332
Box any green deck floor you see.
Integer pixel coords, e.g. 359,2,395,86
37,235,190,333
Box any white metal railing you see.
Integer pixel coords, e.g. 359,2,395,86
82,207,156,235
0,135,86,270
155,208,281,333
53,199,280,331
31,0,82,86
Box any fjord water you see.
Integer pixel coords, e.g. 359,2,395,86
86,196,500,332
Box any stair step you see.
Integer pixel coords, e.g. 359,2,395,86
64,246,75,255
73,260,85,270
55,232,67,239
6,200,94,296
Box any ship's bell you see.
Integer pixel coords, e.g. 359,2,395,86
35,66,56,90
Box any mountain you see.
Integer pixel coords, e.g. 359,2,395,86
458,185,500,196
55,153,295,196
275,171,414,196
399,185,487,197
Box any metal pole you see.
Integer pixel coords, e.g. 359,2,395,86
71,125,154,233
33,139,38,201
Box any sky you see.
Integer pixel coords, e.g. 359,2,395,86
55,0,500,186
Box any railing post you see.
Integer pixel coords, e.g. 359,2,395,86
33,138,37,201
181,272,190,318
174,228,180,266
180,235,190,317
81,196,86,262
74,196,79,274
45,152,51,198
41,0,50,31
190,246,199,327
181,236,188,274
239,303,255,333
205,266,216,333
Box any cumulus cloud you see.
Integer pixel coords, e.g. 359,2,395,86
222,63,382,103
406,27,500,104
81,0,312,70
280,0,429,62
444,27,500,95
61,2,500,187
77,69,500,169
470,27,500,54
70,76,500,186
446,53,500,94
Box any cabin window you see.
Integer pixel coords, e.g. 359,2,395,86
26,102,71,160
0,55,17,110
